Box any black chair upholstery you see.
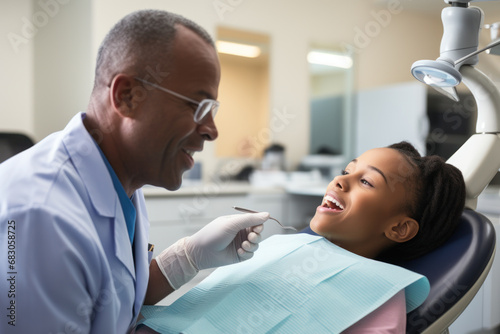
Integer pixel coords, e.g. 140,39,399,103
403,209,495,333
300,209,496,333
0,133,34,163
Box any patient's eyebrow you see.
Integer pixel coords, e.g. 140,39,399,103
351,159,388,185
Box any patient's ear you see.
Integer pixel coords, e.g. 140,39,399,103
385,218,419,243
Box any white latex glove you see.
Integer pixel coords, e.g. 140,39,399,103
155,212,269,290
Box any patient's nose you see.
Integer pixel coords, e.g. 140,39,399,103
335,175,348,191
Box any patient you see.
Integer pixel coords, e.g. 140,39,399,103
138,141,466,333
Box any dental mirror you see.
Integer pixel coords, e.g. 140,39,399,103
232,206,297,231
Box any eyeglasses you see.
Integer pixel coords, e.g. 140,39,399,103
135,78,219,124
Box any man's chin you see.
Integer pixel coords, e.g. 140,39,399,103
164,180,182,191
154,176,183,191
164,184,182,191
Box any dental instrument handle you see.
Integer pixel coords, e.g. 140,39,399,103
232,206,297,231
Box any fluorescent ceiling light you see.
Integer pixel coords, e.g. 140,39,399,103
307,51,353,69
216,41,261,58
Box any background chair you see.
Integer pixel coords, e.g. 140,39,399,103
300,208,496,334
0,132,34,163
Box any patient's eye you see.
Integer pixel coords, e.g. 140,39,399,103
341,169,348,175
361,179,374,187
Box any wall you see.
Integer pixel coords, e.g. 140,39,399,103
0,0,34,137
33,0,92,141
2,0,446,177
356,81,428,156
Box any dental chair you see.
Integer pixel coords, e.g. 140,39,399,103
0,132,34,163
402,209,495,334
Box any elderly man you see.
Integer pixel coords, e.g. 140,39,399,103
0,9,268,333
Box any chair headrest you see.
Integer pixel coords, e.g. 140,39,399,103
402,209,495,333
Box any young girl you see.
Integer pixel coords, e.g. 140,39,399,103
138,141,466,333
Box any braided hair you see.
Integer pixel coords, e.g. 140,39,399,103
377,141,466,263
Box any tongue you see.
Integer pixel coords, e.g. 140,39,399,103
327,201,342,210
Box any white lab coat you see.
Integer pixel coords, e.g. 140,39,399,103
0,113,151,333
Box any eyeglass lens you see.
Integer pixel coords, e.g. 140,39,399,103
194,101,219,123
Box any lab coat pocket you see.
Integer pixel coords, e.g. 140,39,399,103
147,243,154,264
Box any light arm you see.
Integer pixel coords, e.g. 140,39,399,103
446,65,500,209
411,0,500,209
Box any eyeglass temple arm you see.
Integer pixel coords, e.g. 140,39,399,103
134,78,200,105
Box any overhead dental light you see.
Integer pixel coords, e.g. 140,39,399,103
411,1,481,101
410,0,500,209
412,59,463,101
411,1,500,102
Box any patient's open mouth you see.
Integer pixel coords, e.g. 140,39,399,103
322,195,344,211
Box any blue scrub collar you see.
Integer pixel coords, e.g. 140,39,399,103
94,142,136,244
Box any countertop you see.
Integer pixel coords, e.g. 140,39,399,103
142,181,285,197
142,170,330,198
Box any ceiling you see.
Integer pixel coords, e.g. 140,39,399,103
374,0,500,18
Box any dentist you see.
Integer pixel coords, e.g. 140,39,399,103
0,9,268,333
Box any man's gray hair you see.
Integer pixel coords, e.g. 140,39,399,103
94,9,215,88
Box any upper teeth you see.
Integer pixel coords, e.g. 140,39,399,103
185,150,194,157
324,195,344,210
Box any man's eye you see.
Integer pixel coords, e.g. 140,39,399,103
341,169,348,175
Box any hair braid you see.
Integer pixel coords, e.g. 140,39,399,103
379,142,466,262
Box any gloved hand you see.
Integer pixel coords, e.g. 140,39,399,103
155,212,269,290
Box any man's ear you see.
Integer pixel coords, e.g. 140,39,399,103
385,218,419,243
109,74,141,116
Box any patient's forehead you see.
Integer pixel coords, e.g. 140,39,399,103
358,148,414,172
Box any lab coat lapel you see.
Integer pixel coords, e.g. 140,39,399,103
62,113,136,280
62,113,117,218
132,189,150,315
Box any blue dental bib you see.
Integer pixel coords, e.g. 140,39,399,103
141,234,429,333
